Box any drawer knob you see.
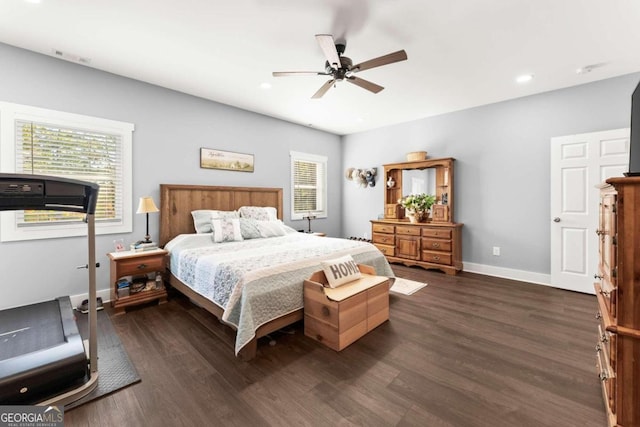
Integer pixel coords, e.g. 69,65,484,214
600,289,610,298
595,343,602,352
137,263,147,269
321,306,330,317
600,333,608,343
316,334,323,341
432,243,440,248
594,274,603,280
433,256,440,261
595,312,602,320
599,372,609,382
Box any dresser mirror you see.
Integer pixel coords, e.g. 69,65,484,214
402,168,436,196
383,157,454,223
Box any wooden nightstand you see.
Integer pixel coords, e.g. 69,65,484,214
107,248,168,314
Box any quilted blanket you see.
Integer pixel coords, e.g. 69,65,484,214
165,233,394,354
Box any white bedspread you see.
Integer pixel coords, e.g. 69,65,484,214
165,233,394,354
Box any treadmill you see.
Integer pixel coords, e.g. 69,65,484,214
0,173,100,405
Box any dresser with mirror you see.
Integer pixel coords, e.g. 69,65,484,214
371,157,463,275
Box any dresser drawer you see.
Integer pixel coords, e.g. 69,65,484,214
421,238,452,252
374,243,395,257
373,232,394,245
422,250,452,265
396,226,421,236
422,228,452,239
116,255,165,277
372,223,395,234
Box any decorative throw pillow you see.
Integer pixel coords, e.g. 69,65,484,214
239,206,277,221
256,220,288,238
191,210,239,234
211,218,243,243
239,218,262,239
320,254,362,288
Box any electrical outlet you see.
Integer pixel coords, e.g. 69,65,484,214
493,246,500,256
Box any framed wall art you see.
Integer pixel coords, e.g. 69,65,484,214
200,148,254,172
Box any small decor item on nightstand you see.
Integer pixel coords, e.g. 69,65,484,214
130,241,158,252
136,196,159,243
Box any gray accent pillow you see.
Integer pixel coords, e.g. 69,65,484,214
191,210,239,233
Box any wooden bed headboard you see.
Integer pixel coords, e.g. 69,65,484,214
159,184,283,247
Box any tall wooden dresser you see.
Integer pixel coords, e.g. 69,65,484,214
595,176,640,427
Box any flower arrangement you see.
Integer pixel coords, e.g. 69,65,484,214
398,193,436,213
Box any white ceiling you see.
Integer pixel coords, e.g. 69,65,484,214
1,0,640,135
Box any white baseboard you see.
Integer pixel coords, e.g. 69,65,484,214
69,288,111,311
462,262,552,287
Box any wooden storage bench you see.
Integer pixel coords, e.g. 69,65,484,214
303,264,390,351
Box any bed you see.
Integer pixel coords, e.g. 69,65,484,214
159,184,394,360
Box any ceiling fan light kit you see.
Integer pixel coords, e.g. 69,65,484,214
273,34,407,99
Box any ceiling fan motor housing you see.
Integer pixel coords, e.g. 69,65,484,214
325,56,352,80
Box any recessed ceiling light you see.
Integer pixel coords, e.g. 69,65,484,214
516,74,534,84
260,82,271,90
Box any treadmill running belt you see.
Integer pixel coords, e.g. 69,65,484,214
0,300,64,361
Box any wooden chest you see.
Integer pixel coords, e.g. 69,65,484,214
303,264,390,351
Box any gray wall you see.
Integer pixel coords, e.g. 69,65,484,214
342,72,640,275
2,39,638,309
0,42,341,309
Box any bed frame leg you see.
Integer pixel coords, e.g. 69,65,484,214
238,339,257,361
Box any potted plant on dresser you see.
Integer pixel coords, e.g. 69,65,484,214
398,193,436,223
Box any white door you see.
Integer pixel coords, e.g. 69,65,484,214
550,128,629,294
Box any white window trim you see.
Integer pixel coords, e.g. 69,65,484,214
0,101,134,241
290,150,328,221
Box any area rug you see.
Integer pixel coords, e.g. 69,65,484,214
390,277,428,295
66,309,141,410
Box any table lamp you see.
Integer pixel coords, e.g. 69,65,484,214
136,196,159,243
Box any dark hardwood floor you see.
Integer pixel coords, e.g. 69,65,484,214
65,266,607,426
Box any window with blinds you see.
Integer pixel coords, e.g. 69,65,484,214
290,151,327,220
16,120,122,225
0,101,133,241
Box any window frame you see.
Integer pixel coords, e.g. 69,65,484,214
290,150,328,221
0,101,133,242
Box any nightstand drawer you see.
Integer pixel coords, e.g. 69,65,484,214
116,254,165,277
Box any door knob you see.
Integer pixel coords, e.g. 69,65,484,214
553,217,561,223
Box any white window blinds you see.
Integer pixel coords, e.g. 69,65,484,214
290,151,327,220
15,120,123,225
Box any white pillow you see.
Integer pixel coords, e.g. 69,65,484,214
191,210,239,233
256,220,288,238
321,254,362,288
239,206,278,221
211,218,243,243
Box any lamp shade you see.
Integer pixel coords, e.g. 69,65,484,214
136,196,159,214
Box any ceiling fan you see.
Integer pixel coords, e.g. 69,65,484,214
272,34,408,99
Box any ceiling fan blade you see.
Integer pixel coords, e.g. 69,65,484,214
346,76,384,94
272,71,329,77
351,50,407,73
315,34,341,70
311,79,335,99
